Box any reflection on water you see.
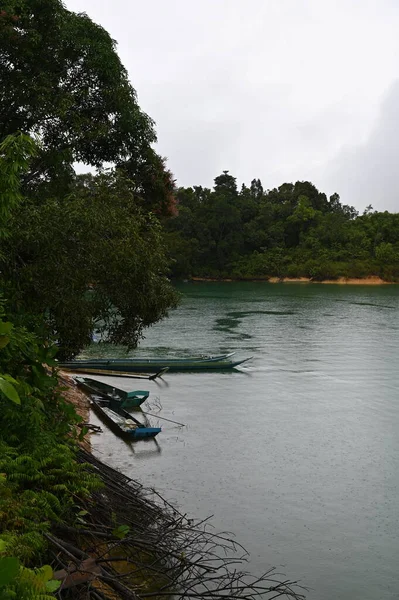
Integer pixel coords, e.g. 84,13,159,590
118,437,162,459
213,317,241,331
90,282,399,600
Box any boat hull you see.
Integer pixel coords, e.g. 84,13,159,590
63,367,169,379
61,357,250,373
91,400,161,440
75,377,149,408
61,352,234,367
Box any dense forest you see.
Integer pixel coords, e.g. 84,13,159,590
165,171,399,281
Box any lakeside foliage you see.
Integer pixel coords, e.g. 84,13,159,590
0,0,176,216
3,167,178,359
0,0,180,594
0,1,179,359
165,172,399,281
0,132,100,597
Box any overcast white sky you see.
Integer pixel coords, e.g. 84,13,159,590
65,0,399,212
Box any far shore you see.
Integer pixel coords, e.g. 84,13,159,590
190,276,395,285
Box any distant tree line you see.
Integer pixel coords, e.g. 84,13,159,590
164,171,399,281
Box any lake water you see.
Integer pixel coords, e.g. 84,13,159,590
89,282,399,600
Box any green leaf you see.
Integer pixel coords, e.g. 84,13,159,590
46,346,59,359
0,322,13,336
44,358,57,367
0,375,17,385
0,557,19,587
0,589,17,599
78,426,88,442
112,524,130,539
38,565,53,583
0,541,7,553
0,379,20,405
0,337,10,350
45,579,61,592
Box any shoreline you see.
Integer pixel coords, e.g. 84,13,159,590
57,374,303,598
59,370,91,451
190,275,394,285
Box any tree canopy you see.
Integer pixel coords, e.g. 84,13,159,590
0,0,175,214
0,0,152,159
2,162,178,358
0,1,180,358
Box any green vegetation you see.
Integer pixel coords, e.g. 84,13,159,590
0,0,175,214
0,1,179,359
3,168,178,359
165,172,399,281
0,1,179,595
0,134,99,597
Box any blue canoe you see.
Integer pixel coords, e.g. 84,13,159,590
80,387,161,440
91,398,161,440
94,402,161,439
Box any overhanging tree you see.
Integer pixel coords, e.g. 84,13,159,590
2,161,179,358
0,0,180,356
0,0,175,214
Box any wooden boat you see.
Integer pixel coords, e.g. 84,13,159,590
59,353,234,369
74,376,149,409
88,392,161,440
59,355,251,373
61,366,169,380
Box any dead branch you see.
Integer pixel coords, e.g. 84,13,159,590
45,448,306,600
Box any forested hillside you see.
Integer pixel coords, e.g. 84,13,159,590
165,171,399,281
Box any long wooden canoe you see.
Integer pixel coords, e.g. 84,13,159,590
59,352,234,368
61,366,169,380
60,356,251,373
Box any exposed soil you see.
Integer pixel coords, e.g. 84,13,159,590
191,276,393,284
58,371,91,451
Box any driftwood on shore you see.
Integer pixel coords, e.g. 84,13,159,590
46,448,305,599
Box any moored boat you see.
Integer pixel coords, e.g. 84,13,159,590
60,355,251,373
74,376,149,409
61,366,169,380
59,352,234,368
91,399,161,440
